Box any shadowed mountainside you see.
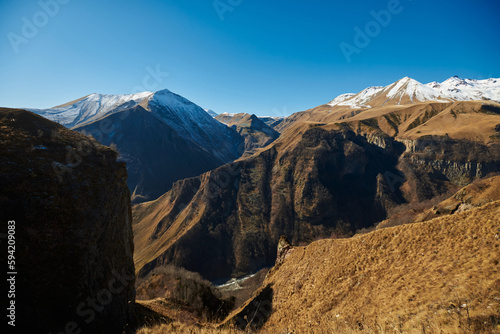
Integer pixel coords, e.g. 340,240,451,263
133,124,408,281
32,90,245,204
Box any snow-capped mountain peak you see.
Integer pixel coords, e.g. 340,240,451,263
328,76,500,108
30,91,153,128
30,88,243,163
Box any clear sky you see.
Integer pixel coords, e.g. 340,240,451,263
0,0,499,116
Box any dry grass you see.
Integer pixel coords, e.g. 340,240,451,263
257,201,500,333
276,100,500,144
136,322,238,334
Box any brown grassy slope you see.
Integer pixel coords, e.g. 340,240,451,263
276,101,500,144
252,201,500,333
136,321,238,334
133,114,500,281
376,174,500,230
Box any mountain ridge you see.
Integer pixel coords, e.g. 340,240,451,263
327,76,500,109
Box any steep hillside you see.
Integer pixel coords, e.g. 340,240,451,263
133,125,408,281
132,76,500,281
215,113,280,156
0,108,135,333
373,174,500,230
226,201,500,333
412,175,500,224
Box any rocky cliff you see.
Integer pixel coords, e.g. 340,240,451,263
0,108,135,333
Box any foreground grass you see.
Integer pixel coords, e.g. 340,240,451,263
258,201,500,333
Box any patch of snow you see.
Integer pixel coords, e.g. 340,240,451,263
258,116,284,119
329,87,384,108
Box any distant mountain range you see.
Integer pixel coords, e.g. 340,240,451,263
276,76,500,134
327,76,500,109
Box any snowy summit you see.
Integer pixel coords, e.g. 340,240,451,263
328,76,500,108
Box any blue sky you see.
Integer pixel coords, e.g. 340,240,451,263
0,0,499,116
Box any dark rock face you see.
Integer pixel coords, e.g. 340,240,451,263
0,108,135,333
399,136,500,202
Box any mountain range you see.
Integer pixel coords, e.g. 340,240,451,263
26,76,500,278
327,76,500,109
4,75,500,333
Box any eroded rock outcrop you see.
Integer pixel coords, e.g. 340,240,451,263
275,235,293,266
0,108,135,333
